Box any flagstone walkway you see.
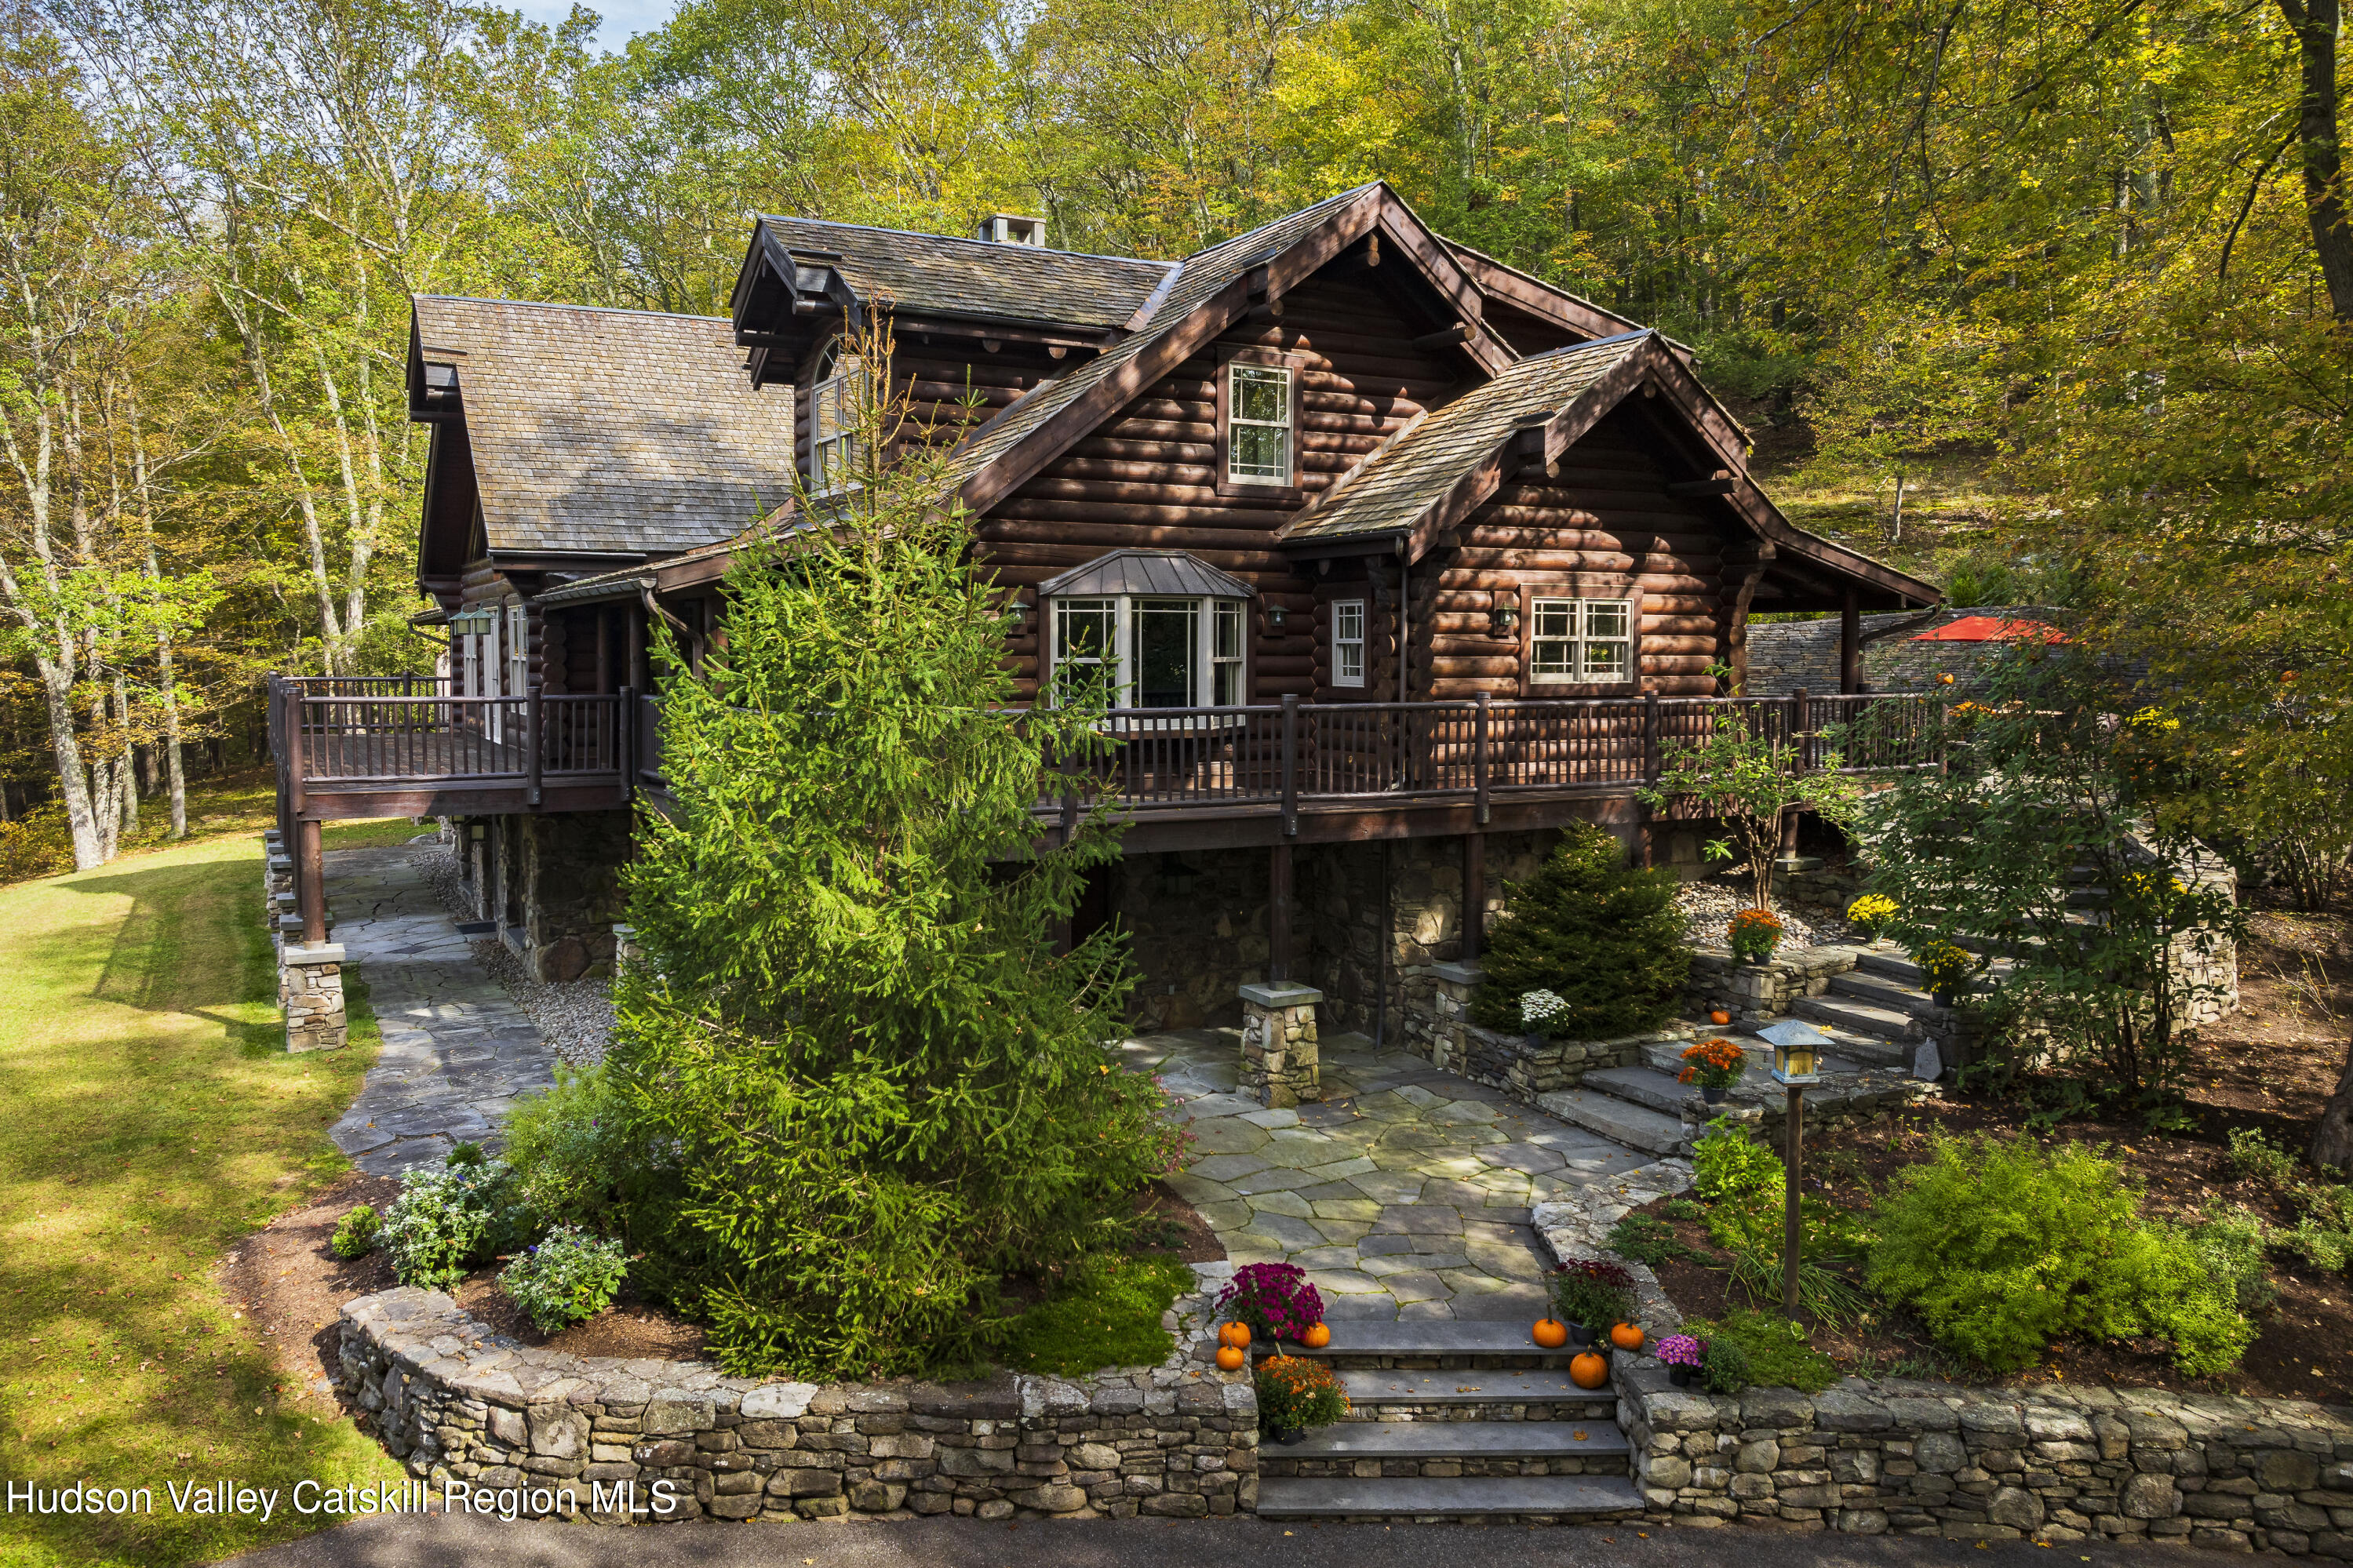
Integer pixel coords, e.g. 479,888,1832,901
322,842,558,1175
1124,1028,1680,1322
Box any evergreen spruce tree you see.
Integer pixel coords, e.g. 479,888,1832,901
606,324,1179,1380
1468,824,1692,1039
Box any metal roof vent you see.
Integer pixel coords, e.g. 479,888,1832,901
976,213,1048,246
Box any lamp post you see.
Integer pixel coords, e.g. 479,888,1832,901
1758,1019,1829,1322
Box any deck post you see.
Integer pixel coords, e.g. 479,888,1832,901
1783,687,1808,857
1279,693,1299,839
1641,689,1661,868
1473,691,1492,826
1461,831,1484,963
1839,589,1863,694
1269,841,1294,984
620,685,637,802
525,688,543,808
298,818,326,944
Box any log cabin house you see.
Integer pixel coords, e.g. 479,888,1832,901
272,182,1941,1042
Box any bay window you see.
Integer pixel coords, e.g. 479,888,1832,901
1050,595,1251,708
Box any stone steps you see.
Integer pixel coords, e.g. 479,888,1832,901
1532,1086,1687,1155
1828,970,1947,1020
1254,1473,1645,1521
1282,1321,1593,1370
1793,992,1925,1044
1335,1367,1616,1419
1578,1064,1691,1117
1260,1419,1631,1479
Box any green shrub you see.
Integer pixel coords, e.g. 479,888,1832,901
329,1204,380,1261
497,1225,629,1333
1868,1135,2255,1375
381,1160,514,1292
1468,824,1692,1039
1700,1335,1750,1394
1002,1253,1196,1375
1666,1197,1703,1221
1693,1119,1782,1203
2227,1126,2299,1187
503,1063,649,1235
1606,1214,1709,1268
1549,1257,1637,1328
2187,1205,2277,1314
1685,1310,1840,1393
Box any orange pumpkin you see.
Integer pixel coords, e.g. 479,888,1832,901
1610,1322,1646,1352
1532,1318,1569,1350
1569,1350,1610,1390
1710,1010,1732,1025
1301,1322,1331,1349
1215,1344,1246,1371
1218,1322,1252,1350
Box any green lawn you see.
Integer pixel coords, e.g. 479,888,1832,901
0,829,409,1568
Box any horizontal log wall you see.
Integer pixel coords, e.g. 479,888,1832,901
980,273,1457,702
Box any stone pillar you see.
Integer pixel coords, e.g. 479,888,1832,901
280,941,348,1053
1422,960,1481,1071
1238,981,1321,1108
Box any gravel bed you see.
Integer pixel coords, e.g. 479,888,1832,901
1675,876,1851,951
406,839,615,1067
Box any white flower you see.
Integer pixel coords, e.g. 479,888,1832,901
1519,988,1568,1025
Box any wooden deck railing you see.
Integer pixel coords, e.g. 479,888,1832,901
271,675,1942,820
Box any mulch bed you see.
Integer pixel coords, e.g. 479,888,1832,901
230,1174,1224,1389
1641,903,2353,1403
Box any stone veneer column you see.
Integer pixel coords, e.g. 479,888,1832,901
1237,981,1321,1108
281,941,348,1053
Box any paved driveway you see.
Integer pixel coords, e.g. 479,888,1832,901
1123,1029,1664,1322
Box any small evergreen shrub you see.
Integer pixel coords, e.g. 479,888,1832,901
1469,824,1691,1039
1693,1118,1782,1202
1606,1214,1708,1268
1003,1253,1195,1374
503,1064,646,1235
1869,1135,2257,1375
330,1204,380,1261
1254,1355,1349,1434
497,1225,628,1333
1685,1310,1839,1393
1666,1197,1703,1221
381,1159,515,1292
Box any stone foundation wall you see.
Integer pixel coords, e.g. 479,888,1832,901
1115,848,1277,1031
335,1286,1257,1524
1615,1364,2353,1555
1682,944,1868,1029
514,810,634,982
1391,959,1681,1098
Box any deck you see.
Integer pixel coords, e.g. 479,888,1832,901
270,675,1940,836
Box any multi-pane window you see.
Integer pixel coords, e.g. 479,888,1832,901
1053,598,1117,703
1048,596,1251,708
1226,364,1292,484
1332,600,1367,688
1212,602,1245,705
1530,596,1634,684
808,341,869,495
505,602,530,696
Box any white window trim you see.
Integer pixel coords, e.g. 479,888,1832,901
1529,595,1636,686
1226,362,1293,486
808,340,870,497
1331,599,1367,688
1047,594,1252,714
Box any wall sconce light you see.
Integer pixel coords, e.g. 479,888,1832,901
1011,593,1036,633
1488,595,1521,638
1266,602,1288,632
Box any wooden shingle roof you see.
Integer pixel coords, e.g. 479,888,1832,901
752,216,1174,332
1281,333,1653,544
410,297,795,558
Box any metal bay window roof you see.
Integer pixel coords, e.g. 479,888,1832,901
1036,549,1258,600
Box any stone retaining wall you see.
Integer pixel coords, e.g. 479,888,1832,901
335,1286,1257,1524
1395,959,1685,1097
1613,1365,2353,1554
1683,944,1869,1030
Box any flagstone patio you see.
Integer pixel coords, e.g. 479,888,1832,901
1122,1028,1677,1322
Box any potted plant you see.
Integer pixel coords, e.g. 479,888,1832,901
1517,987,1567,1048
1912,939,1977,1007
1215,1261,1326,1344
1548,1257,1637,1344
1254,1353,1349,1444
1677,1036,1747,1105
1726,908,1783,965
1655,1332,1705,1388
1845,893,1897,941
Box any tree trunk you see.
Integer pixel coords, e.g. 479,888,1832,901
2278,0,2353,319
2315,1041,2353,1171
38,660,103,869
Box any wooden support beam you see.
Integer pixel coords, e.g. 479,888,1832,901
1462,832,1485,962
299,818,326,944
1269,842,1296,980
